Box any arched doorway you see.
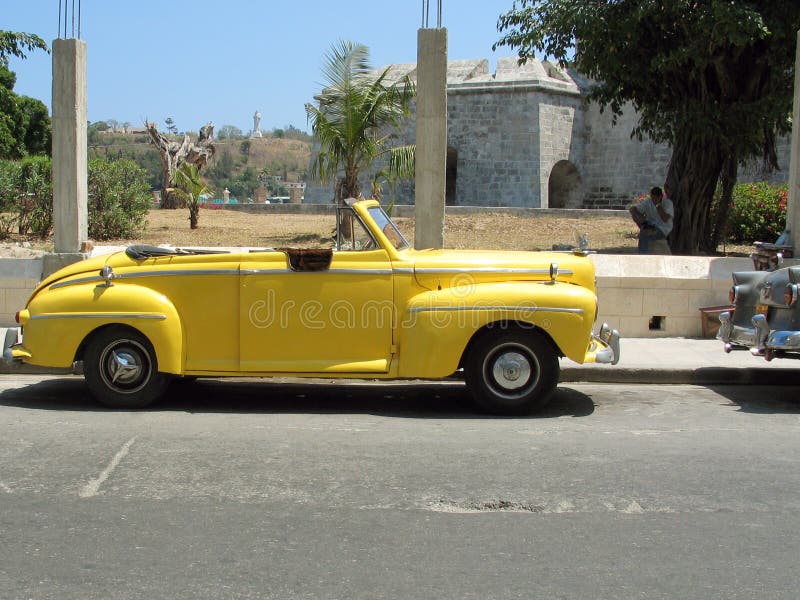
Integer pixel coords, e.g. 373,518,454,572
446,147,458,205
548,160,583,208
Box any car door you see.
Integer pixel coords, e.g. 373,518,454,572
239,242,394,374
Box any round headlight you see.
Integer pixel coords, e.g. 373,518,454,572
729,286,739,304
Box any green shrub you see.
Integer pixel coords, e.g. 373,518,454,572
721,181,788,244
17,156,53,238
87,158,151,240
0,156,151,241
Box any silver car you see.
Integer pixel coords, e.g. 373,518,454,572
719,265,800,361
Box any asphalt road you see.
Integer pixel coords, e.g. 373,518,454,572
1,375,799,599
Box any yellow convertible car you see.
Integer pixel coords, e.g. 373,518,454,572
5,199,619,414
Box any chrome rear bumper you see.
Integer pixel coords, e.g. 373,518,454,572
719,311,800,358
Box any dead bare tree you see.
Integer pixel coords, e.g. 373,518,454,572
146,121,216,209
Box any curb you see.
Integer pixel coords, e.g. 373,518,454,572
559,366,800,385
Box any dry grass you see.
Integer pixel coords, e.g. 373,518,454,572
96,207,751,255
0,206,752,255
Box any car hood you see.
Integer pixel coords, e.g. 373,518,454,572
406,248,596,291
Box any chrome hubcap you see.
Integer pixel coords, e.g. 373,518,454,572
492,351,531,390
108,349,143,385
99,340,150,394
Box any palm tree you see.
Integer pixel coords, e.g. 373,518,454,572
305,40,416,203
170,163,212,229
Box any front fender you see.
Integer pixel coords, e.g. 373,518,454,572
396,281,597,378
20,282,183,374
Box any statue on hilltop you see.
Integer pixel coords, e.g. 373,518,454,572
252,111,263,138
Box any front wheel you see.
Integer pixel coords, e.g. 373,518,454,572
465,330,559,415
83,327,168,408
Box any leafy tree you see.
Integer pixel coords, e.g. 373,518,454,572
164,117,178,135
0,31,51,159
170,162,212,229
0,65,51,158
217,124,244,140
0,31,47,67
496,1,800,254
17,95,50,155
240,139,251,156
305,40,415,203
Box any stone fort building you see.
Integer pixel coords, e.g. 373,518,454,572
304,58,789,208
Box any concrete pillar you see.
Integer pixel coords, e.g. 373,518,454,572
414,28,447,249
787,31,800,250
51,39,88,255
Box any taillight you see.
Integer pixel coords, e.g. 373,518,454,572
784,284,798,306
14,311,19,324
729,286,739,304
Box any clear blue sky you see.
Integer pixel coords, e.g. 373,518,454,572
6,0,521,134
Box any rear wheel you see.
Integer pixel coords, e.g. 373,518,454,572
83,327,168,408
465,330,559,415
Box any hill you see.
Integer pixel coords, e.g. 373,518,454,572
89,131,312,200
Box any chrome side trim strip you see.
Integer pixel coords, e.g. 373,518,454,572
31,313,167,321
392,268,415,274
240,269,289,275
407,305,584,315
242,268,392,276
413,267,574,276
116,269,240,279
50,275,104,290
50,269,240,290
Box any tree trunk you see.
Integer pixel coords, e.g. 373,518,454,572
189,203,199,229
666,132,725,254
146,122,215,210
705,153,738,253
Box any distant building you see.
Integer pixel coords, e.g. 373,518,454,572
304,58,789,208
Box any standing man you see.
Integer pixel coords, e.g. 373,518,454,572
630,186,673,253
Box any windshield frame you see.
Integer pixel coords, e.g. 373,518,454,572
367,206,411,250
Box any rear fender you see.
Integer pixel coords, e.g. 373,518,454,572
396,281,596,377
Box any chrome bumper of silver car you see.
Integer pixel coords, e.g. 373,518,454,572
593,323,621,365
718,311,800,358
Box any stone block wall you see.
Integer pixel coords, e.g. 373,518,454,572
0,258,43,326
591,255,751,338
448,88,542,207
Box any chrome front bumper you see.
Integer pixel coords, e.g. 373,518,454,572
591,323,621,365
2,327,22,364
718,311,800,359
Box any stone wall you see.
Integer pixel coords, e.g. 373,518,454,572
304,58,791,210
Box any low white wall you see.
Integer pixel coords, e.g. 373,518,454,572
0,252,774,338
0,258,46,327
592,255,756,337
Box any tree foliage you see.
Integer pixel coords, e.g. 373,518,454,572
0,31,50,160
496,1,800,254
0,31,47,67
170,162,212,229
305,40,416,202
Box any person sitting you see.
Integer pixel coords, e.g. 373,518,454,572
629,186,673,254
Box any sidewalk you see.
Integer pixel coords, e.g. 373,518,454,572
2,326,799,384
560,337,800,384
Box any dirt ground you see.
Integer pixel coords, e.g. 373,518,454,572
95,208,639,252
1,207,752,256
